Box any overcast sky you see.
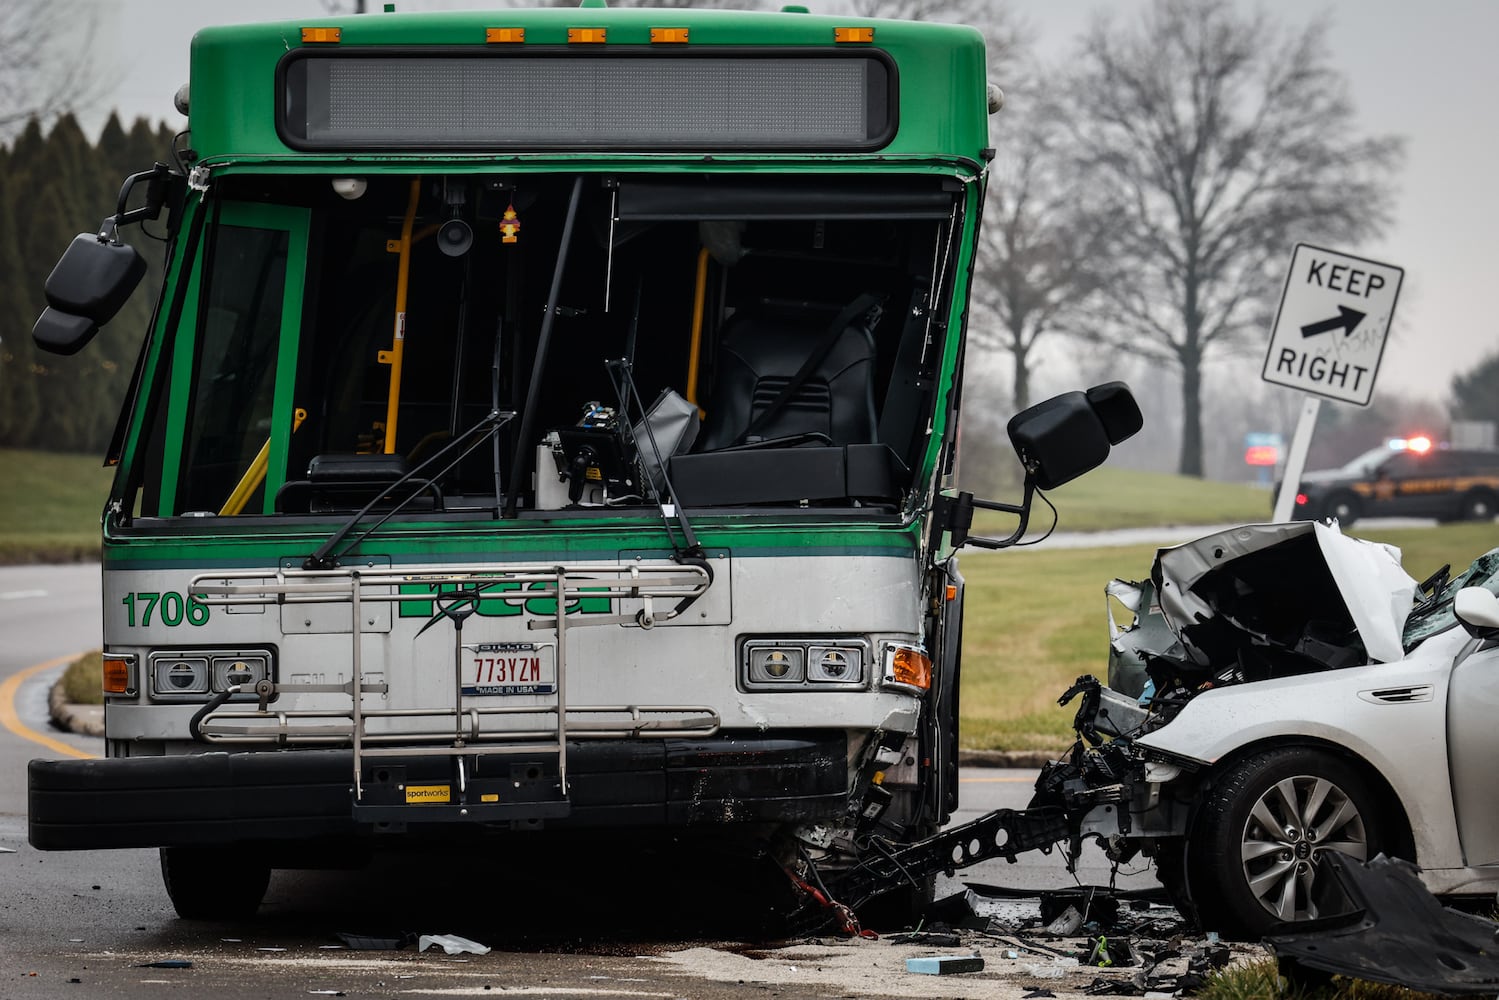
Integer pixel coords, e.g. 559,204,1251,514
83,0,1499,408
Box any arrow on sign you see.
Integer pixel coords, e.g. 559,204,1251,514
1300,306,1366,339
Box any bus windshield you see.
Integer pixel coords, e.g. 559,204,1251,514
135,170,962,520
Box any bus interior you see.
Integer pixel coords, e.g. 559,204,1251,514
130,172,967,523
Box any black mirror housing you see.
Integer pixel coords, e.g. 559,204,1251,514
32,307,99,356
44,234,147,323
1007,381,1142,491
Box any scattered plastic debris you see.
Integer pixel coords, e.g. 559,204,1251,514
0,845,17,854
307,992,346,997
1024,957,1080,979
886,930,962,947
419,934,491,956
1022,990,1056,999
335,932,411,951
257,947,288,952
134,960,192,969
1268,853,1499,996
1043,906,1083,936
906,954,984,975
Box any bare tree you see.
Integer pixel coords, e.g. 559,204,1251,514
970,89,1111,412
1063,0,1402,476
0,1,102,142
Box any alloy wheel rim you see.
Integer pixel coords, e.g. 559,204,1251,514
1240,774,1367,922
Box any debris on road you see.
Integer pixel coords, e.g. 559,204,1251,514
905,954,985,975
1267,853,1499,996
335,931,410,951
134,959,192,969
418,933,491,956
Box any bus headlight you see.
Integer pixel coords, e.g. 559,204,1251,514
741,639,867,691
212,654,269,691
808,645,863,683
747,646,804,684
149,648,274,701
151,654,209,696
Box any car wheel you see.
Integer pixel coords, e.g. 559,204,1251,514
1323,492,1360,527
1185,748,1388,939
1459,489,1497,522
160,847,271,920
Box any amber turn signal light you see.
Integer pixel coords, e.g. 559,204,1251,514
102,653,135,695
887,646,931,690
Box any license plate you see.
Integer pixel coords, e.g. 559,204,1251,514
462,641,555,696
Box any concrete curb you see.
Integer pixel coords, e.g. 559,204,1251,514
957,749,1059,769
48,678,104,738
44,679,1062,765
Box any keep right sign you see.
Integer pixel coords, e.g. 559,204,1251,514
1261,243,1404,406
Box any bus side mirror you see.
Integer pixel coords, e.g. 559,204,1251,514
32,234,146,355
937,382,1143,551
1007,381,1142,490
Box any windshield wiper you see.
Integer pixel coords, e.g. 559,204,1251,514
303,408,515,570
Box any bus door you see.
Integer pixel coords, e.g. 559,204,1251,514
154,202,311,518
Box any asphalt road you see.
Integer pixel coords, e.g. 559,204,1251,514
1,563,1152,999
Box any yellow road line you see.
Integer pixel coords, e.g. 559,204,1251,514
0,653,99,760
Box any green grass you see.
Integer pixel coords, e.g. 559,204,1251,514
959,522,1499,751
60,650,104,706
0,449,113,563
972,466,1273,535
1200,957,1446,1000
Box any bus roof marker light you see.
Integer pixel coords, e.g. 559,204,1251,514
651,28,689,44
568,27,606,44
486,28,525,44
301,27,342,44
834,27,875,44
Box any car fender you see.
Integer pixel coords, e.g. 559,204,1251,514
1136,627,1471,869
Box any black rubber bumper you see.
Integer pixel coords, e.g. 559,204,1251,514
29,732,848,850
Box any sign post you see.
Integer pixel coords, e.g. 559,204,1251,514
1263,244,1403,522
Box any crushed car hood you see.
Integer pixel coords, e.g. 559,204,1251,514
1154,521,1416,665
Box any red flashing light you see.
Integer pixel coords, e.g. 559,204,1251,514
1406,434,1433,454
1244,445,1279,467
1295,492,1309,507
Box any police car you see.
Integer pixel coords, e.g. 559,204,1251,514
1288,437,1499,527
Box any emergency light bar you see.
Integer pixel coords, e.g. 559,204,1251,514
279,51,894,151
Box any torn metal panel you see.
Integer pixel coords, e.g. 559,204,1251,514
1153,521,1415,667
1105,578,1178,699
1267,853,1499,996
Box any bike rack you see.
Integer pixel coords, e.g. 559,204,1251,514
190,562,719,819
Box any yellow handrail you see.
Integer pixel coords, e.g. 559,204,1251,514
378,178,421,454
685,246,710,408
220,408,307,515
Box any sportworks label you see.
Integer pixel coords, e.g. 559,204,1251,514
404,784,451,804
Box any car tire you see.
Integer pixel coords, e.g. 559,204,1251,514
160,847,271,920
1183,748,1390,939
1322,492,1360,527
1459,489,1497,522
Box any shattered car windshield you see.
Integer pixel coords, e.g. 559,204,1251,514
1402,548,1499,649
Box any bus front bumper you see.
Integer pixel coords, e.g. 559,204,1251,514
28,732,847,850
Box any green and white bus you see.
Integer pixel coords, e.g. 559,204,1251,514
28,3,1138,923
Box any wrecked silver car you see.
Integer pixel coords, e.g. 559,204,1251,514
1033,521,1499,938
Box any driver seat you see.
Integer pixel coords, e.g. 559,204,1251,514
696,297,880,452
